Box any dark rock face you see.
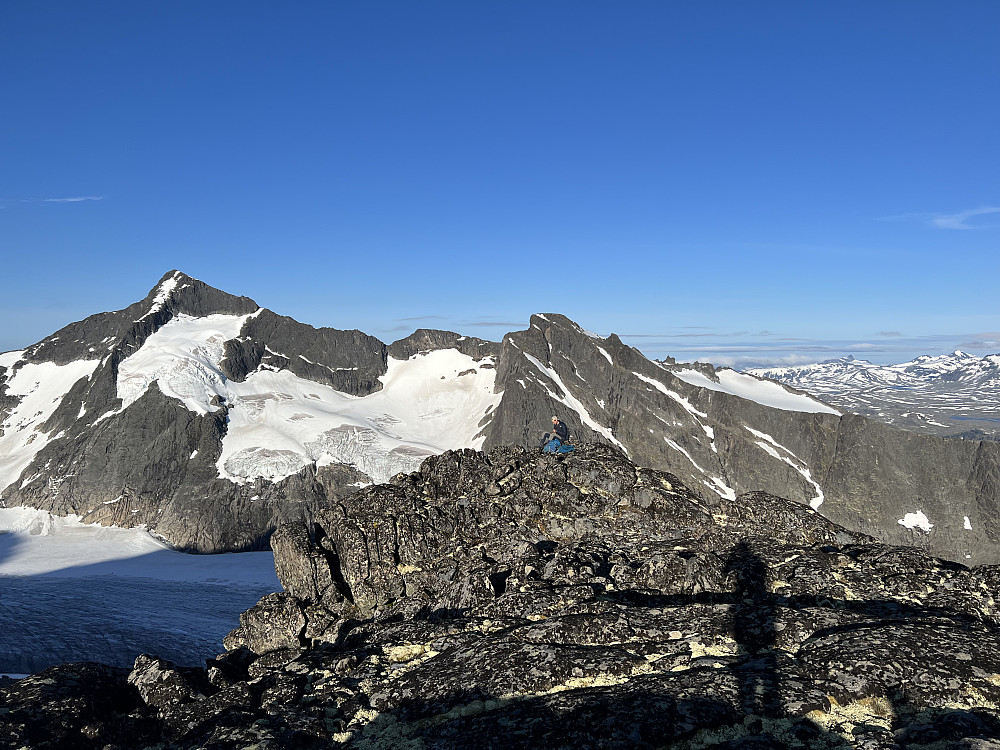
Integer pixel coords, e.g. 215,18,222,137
482,314,1000,565
4,276,1000,564
220,309,389,396
6,446,1000,748
388,328,500,362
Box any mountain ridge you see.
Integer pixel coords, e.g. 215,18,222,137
748,352,1000,440
2,271,999,565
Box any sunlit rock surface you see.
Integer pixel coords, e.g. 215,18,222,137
5,445,1000,748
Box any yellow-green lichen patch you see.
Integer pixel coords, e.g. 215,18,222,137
679,714,855,749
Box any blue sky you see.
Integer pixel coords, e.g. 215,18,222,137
2,1,997,367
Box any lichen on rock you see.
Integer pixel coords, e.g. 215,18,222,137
5,443,1000,748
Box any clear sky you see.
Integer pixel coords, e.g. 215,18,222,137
2,1,997,367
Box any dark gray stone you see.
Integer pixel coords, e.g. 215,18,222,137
5,446,1000,748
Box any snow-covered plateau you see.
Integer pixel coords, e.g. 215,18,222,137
748,352,1000,439
0,507,279,673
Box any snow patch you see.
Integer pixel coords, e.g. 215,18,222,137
218,350,502,484
664,438,736,500
0,350,24,370
116,312,253,414
745,426,825,509
634,373,708,419
898,511,933,533
673,368,840,415
0,359,101,494
135,272,181,322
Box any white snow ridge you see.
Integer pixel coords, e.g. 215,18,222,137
673,368,840,415
111,320,503,485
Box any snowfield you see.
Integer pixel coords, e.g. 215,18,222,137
112,314,502,484
746,352,1000,438
672,368,841,415
116,312,255,414
0,507,279,674
219,349,501,484
0,355,102,494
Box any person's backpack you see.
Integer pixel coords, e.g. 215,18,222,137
542,437,575,454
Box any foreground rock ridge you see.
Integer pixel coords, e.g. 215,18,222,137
5,445,1000,748
2,270,999,565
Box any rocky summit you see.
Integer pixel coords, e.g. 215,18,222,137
5,445,1000,749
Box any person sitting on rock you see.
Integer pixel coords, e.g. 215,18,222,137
541,415,571,452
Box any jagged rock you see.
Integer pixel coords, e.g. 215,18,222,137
128,654,209,710
5,445,1000,747
214,446,1000,747
270,520,339,603
0,662,159,749
223,592,308,656
219,308,388,396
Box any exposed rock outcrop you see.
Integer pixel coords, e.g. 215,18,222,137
5,445,1000,748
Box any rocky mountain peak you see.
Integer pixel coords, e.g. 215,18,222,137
387,328,499,361
137,270,260,322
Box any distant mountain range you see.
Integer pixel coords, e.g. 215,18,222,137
2,271,999,565
747,353,1000,441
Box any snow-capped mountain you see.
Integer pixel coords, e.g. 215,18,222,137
748,353,1000,440
2,271,1000,566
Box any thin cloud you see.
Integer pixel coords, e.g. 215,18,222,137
878,206,1000,229
42,196,105,203
396,315,446,322
712,353,836,369
621,331,749,339
882,206,1000,229
931,206,1000,230
877,331,903,337
958,336,1000,351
